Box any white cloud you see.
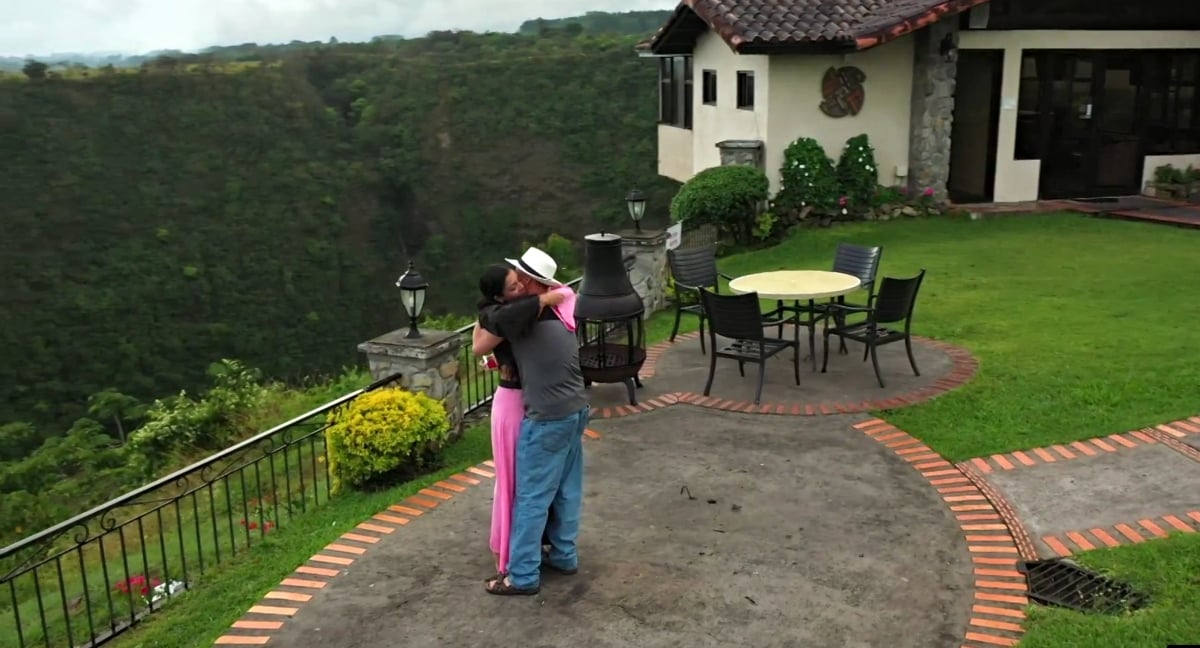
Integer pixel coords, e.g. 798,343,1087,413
0,0,676,57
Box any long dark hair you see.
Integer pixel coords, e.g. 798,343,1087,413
477,263,511,311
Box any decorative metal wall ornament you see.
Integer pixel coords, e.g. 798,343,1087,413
819,66,867,118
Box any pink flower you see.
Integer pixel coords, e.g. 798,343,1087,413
838,196,848,206
922,187,935,197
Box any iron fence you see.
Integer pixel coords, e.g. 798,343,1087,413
0,372,403,648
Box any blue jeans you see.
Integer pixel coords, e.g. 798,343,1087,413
506,406,589,589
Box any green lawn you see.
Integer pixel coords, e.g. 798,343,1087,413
701,213,1200,461
1019,532,1200,647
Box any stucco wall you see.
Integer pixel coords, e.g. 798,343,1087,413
958,30,1200,202
657,124,694,183
690,31,771,175
766,37,915,194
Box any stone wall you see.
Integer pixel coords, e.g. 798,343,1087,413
906,22,958,202
357,329,464,441
619,229,670,315
716,139,764,169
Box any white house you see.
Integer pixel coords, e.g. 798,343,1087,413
641,0,1200,203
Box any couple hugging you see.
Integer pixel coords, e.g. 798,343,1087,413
471,246,589,596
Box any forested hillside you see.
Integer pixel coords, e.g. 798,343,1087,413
0,27,678,431
518,10,672,35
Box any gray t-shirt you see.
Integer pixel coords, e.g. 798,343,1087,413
490,296,587,421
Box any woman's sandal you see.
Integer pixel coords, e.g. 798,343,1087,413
484,575,539,596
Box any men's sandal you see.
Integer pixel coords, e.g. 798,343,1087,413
484,575,539,596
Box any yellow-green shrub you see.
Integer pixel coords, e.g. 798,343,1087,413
324,388,450,494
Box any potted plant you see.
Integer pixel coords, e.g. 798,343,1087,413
1147,164,1188,199
1186,165,1200,202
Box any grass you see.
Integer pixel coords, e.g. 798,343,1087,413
701,213,1200,461
1018,532,1200,647
104,424,492,648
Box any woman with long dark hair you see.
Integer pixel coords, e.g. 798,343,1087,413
474,264,573,576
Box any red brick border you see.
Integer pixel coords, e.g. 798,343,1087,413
1039,511,1200,558
956,462,1040,562
958,415,1200,473
214,431,601,644
853,418,1026,648
589,332,980,419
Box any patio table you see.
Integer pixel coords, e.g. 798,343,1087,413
728,270,863,371
728,270,862,301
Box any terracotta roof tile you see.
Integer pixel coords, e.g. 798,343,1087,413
650,0,988,53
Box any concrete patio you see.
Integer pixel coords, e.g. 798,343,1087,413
210,331,1200,648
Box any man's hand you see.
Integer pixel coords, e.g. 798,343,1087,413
539,290,567,308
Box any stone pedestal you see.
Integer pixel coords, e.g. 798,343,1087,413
906,21,958,202
616,228,670,316
716,139,764,169
357,329,464,441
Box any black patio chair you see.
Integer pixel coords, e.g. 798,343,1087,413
667,246,732,354
700,289,800,405
821,269,926,389
765,242,883,367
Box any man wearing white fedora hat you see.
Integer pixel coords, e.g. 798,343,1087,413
473,246,589,596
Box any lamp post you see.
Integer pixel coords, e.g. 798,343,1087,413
625,188,646,233
395,261,428,338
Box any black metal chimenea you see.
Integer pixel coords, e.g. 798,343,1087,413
574,233,647,405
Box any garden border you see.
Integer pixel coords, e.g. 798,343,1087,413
1039,512,1200,557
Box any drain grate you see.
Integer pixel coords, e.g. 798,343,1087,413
1020,559,1149,615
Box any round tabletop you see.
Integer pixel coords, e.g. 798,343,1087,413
728,270,862,301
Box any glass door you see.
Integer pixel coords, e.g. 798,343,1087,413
1039,53,1098,199
1092,54,1142,194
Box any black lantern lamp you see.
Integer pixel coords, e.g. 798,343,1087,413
625,188,647,232
395,261,428,338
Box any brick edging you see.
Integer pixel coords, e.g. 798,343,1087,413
590,332,980,420
213,431,602,645
852,418,1026,647
1039,511,1200,558
959,416,1200,473
957,463,1039,562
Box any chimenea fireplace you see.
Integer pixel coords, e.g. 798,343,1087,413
574,233,647,405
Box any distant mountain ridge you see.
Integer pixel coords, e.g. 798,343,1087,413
0,9,672,72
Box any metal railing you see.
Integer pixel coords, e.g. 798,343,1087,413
457,276,584,415
0,373,403,648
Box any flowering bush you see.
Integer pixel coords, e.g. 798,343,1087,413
324,388,450,494
774,137,838,219
835,134,878,216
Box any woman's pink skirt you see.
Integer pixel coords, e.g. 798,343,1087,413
489,385,524,571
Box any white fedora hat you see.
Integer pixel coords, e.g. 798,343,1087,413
506,247,562,287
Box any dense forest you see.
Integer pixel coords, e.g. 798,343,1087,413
0,15,679,435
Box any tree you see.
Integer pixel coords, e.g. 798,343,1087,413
0,422,40,462
87,389,145,443
21,60,48,80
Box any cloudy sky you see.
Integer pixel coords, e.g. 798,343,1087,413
1,0,676,57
